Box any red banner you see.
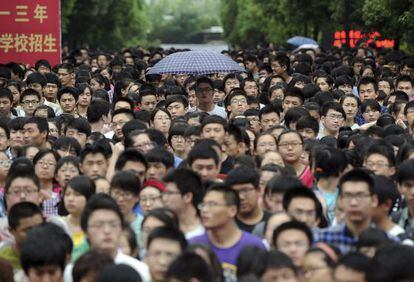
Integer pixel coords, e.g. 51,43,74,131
0,0,61,67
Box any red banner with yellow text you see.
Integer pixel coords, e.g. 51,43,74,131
0,0,61,67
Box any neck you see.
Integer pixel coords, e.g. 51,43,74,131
40,179,53,191
345,117,355,127
198,102,214,112
90,120,104,132
46,97,57,103
77,105,88,115
175,150,186,159
177,207,201,233
323,128,338,138
291,161,305,176
375,215,395,232
317,177,339,193
67,214,81,226
238,206,263,224
125,212,136,223
207,222,242,248
346,218,371,237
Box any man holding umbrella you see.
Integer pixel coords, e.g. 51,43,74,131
192,76,227,118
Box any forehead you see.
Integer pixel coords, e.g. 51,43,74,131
341,181,370,193
192,158,216,167
326,109,342,115
279,132,301,141
24,123,39,130
204,190,225,201
284,95,301,102
10,177,37,188
203,123,224,131
359,83,375,90
61,93,75,99
113,113,132,121
88,209,119,222
277,229,308,241
261,112,279,119
141,94,157,101
23,94,39,101
83,152,106,162
168,101,184,107
258,134,275,142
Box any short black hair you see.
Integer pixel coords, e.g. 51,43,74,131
205,183,240,210
320,101,346,118
0,87,13,103
112,108,135,121
272,220,313,247
57,86,79,101
163,168,203,210
21,223,69,273
110,170,141,195
296,115,319,134
81,193,124,232
264,250,297,274
53,136,82,156
396,158,414,184
80,143,111,162
8,202,43,230
165,252,213,282
264,175,302,196
97,264,142,282
65,117,92,136
25,116,49,135
282,186,323,221
115,148,148,170
165,95,189,109
338,168,375,195
313,146,348,178
361,99,381,114
226,165,260,188
358,76,378,92
200,115,228,132
145,148,174,169
72,250,114,282
87,99,111,123
146,226,187,251
284,87,304,104
334,252,370,274
187,144,219,166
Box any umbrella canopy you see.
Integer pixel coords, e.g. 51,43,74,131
146,50,245,75
287,36,318,47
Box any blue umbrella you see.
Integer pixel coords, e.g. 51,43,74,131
287,36,318,46
146,50,245,75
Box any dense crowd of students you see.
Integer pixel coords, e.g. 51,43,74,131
0,44,414,281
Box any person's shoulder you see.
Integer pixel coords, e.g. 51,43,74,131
189,232,209,244
240,231,266,248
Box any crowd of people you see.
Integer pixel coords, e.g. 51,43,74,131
0,44,413,282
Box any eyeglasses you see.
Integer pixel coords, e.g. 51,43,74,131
197,202,228,210
195,87,213,93
140,195,162,203
289,209,316,218
0,160,11,167
326,114,344,121
111,190,135,199
231,98,247,105
278,142,303,148
365,162,389,169
38,160,56,167
22,100,39,105
278,240,309,249
7,188,38,196
153,116,170,121
171,135,185,141
88,220,121,230
162,191,181,197
341,192,371,202
257,142,276,148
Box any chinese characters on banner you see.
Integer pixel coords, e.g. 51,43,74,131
0,1,61,66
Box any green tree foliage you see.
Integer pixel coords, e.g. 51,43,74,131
62,0,148,50
147,0,221,43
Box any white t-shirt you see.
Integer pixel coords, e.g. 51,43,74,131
190,105,227,118
64,250,151,282
185,224,205,240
